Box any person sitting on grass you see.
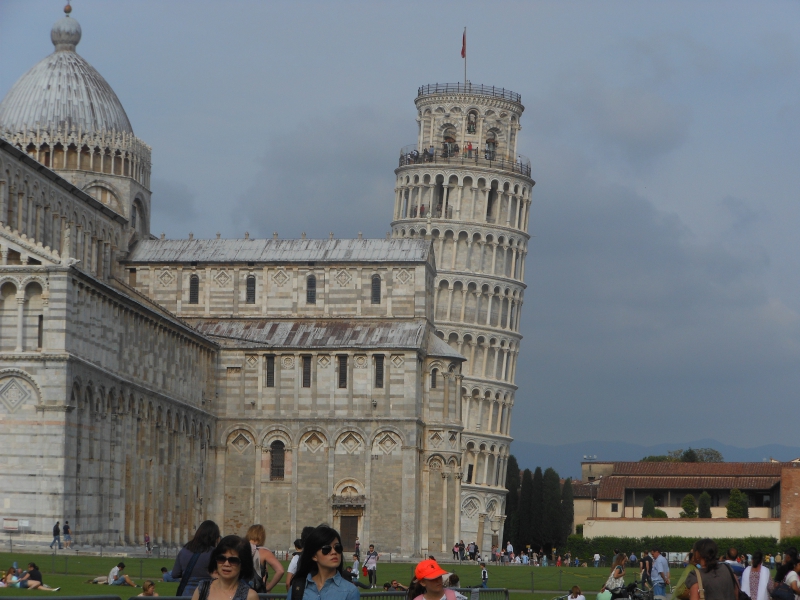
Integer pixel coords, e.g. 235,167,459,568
162,567,178,582
109,562,138,587
569,586,585,600
139,580,159,596
16,563,61,591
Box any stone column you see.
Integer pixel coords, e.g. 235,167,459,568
446,285,454,321
491,346,500,379
491,243,498,275
485,294,493,326
15,292,25,351
476,513,487,550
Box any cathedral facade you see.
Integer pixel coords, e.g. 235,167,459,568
0,8,532,556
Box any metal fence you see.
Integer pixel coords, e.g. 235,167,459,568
399,145,532,178
417,83,521,104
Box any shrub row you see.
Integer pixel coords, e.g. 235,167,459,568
564,535,800,558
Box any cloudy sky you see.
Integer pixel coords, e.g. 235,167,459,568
2,1,799,450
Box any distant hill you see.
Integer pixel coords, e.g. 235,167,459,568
510,438,800,479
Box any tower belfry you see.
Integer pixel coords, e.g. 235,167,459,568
392,82,534,551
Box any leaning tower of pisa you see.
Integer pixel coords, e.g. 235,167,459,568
391,83,533,552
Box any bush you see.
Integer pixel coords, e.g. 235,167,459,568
698,492,712,518
653,509,668,518
680,494,698,518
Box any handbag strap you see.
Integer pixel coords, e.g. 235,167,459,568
176,551,202,596
724,564,741,600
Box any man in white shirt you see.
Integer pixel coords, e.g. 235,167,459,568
108,562,137,587
594,553,601,568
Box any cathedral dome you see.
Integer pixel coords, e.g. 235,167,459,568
0,10,133,136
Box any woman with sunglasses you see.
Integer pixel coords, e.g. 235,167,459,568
192,536,258,600
287,525,358,600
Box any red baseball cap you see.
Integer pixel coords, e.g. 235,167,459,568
414,559,448,580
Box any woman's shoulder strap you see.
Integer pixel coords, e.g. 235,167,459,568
444,589,459,600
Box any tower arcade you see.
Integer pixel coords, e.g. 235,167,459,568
391,83,534,551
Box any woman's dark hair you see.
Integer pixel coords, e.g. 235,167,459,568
186,520,220,553
294,525,344,583
785,548,799,563
406,577,425,600
28,563,38,571
208,535,254,581
448,574,460,587
751,552,763,569
775,559,797,583
693,539,719,571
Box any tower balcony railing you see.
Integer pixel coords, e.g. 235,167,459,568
418,83,522,103
399,144,532,178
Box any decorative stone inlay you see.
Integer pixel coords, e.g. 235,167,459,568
354,355,367,368
303,432,324,453
158,268,174,286
377,433,398,454
272,270,289,287
245,355,258,368
335,269,351,287
429,459,442,471
318,355,330,368
281,356,294,369
0,377,32,412
463,497,480,518
396,269,413,284
449,432,458,447
429,430,443,448
230,433,251,454
338,433,362,454
214,270,231,286
391,355,404,368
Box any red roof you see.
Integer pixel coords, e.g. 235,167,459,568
608,462,787,476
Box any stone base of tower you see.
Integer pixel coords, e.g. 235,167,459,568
459,484,507,555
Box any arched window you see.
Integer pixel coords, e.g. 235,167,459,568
270,441,285,481
307,275,316,304
371,275,381,304
246,275,256,304
189,274,199,304
431,368,438,389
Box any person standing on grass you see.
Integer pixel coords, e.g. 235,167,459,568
145,532,152,557
172,519,220,597
684,539,739,600
640,551,653,589
481,563,488,588
741,551,771,600
364,544,380,588
246,524,285,592
192,535,258,600
287,525,358,600
651,547,670,598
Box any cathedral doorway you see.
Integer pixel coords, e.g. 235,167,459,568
340,515,358,552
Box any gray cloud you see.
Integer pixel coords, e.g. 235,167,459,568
150,178,200,238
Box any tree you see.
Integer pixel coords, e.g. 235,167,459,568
698,491,712,518
642,496,656,518
680,494,698,518
517,469,534,547
505,455,522,549
542,468,563,549
727,488,749,518
531,467,544,550
653,508,668,518
561,477,575,542
641,455,673,462
681,448,699,463
695,448,724,463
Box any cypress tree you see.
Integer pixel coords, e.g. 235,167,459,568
542,467,562,550
680,494,698,518
531,467,544,550
726,488,749,518
561,477,575,543
698,491,712,518
642,495,656,518
517,469,534,548
505,456,521,549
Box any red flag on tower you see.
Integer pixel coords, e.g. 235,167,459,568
461,29,466,58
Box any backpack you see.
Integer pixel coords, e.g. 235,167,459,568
248,546,267,593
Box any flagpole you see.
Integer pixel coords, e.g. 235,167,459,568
463,27,467,87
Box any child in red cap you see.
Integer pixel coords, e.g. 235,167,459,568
408,560,457,600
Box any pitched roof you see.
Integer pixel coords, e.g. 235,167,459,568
608,462,787,476
126,238,433,265
192,318,430,350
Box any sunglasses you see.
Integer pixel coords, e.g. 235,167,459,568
320,544,344,555
216,556,242,566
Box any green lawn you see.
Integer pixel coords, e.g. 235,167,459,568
0,553,684,598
